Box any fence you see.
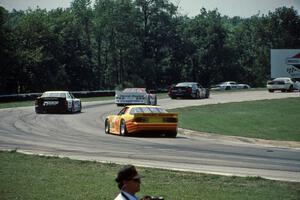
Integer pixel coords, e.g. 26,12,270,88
0,90,115,102
0,89,168,103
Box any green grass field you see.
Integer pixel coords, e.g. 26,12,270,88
1,151,299,200
169,98,300,141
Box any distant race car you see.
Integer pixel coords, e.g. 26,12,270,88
35,91,81,114
105,105,178,137
212,81,251,90
267,77,300,92
115,88,157,106
168,82,210,99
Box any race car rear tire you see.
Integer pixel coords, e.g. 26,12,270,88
120,119,128,136
66,102,75,113
205,89,210,98
69,103,75,113
153,96,157,105
167,131,177,138
196,91,200,99
35,107,42,114
105,119,110,134
79,102,82,113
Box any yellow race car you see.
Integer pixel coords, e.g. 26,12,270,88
105,105,178,137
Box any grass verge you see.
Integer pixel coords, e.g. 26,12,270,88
1,151,299,200
169,97,300,141
0,100,35,109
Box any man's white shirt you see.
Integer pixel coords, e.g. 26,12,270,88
114,191,139,200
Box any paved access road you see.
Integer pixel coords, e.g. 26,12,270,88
0,90,299,182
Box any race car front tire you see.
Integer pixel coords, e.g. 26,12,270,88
120,119,128,136
105,119,110,134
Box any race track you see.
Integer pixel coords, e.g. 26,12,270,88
0,90,300,182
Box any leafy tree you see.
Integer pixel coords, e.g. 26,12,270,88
182,8,228,86
0,7,21,94
135,0,180,88
1,2,299,94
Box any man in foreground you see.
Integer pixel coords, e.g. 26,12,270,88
114,165,144,200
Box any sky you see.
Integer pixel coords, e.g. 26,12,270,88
0,0,299,18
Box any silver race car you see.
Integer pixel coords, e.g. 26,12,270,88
115,88,157,106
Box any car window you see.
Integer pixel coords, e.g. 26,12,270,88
274,78,287,82
118,107,128,115
69,93,75,99
148,107,167,113
58,93,66,98
130,107,144,114
66,93,72,99
42,92,66,98
176,83,193,87
130,107,167,114
123,88,146,93
141,107,152,113
41,93,49,97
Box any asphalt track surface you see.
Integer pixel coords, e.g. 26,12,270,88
0,90,300,182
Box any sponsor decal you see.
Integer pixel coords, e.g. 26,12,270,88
286,53,300,70
43,101,59,106
285,52,300,77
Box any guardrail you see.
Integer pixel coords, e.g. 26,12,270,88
0,89,168,103
0,90,115,103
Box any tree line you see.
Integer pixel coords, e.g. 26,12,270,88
1,0,299,94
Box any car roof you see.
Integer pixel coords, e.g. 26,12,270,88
222,81,235,83
125,105,161,108
177,82,197,84
123,88,146,93
274,77,290,80
43,91,69,93
176,82,198,86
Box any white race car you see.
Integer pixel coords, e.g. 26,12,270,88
213,81,251,90
35,91,81,113
267,77,300,92
168,82,210,99
115,88,157,106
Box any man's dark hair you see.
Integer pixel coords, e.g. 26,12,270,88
115,165,139,189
